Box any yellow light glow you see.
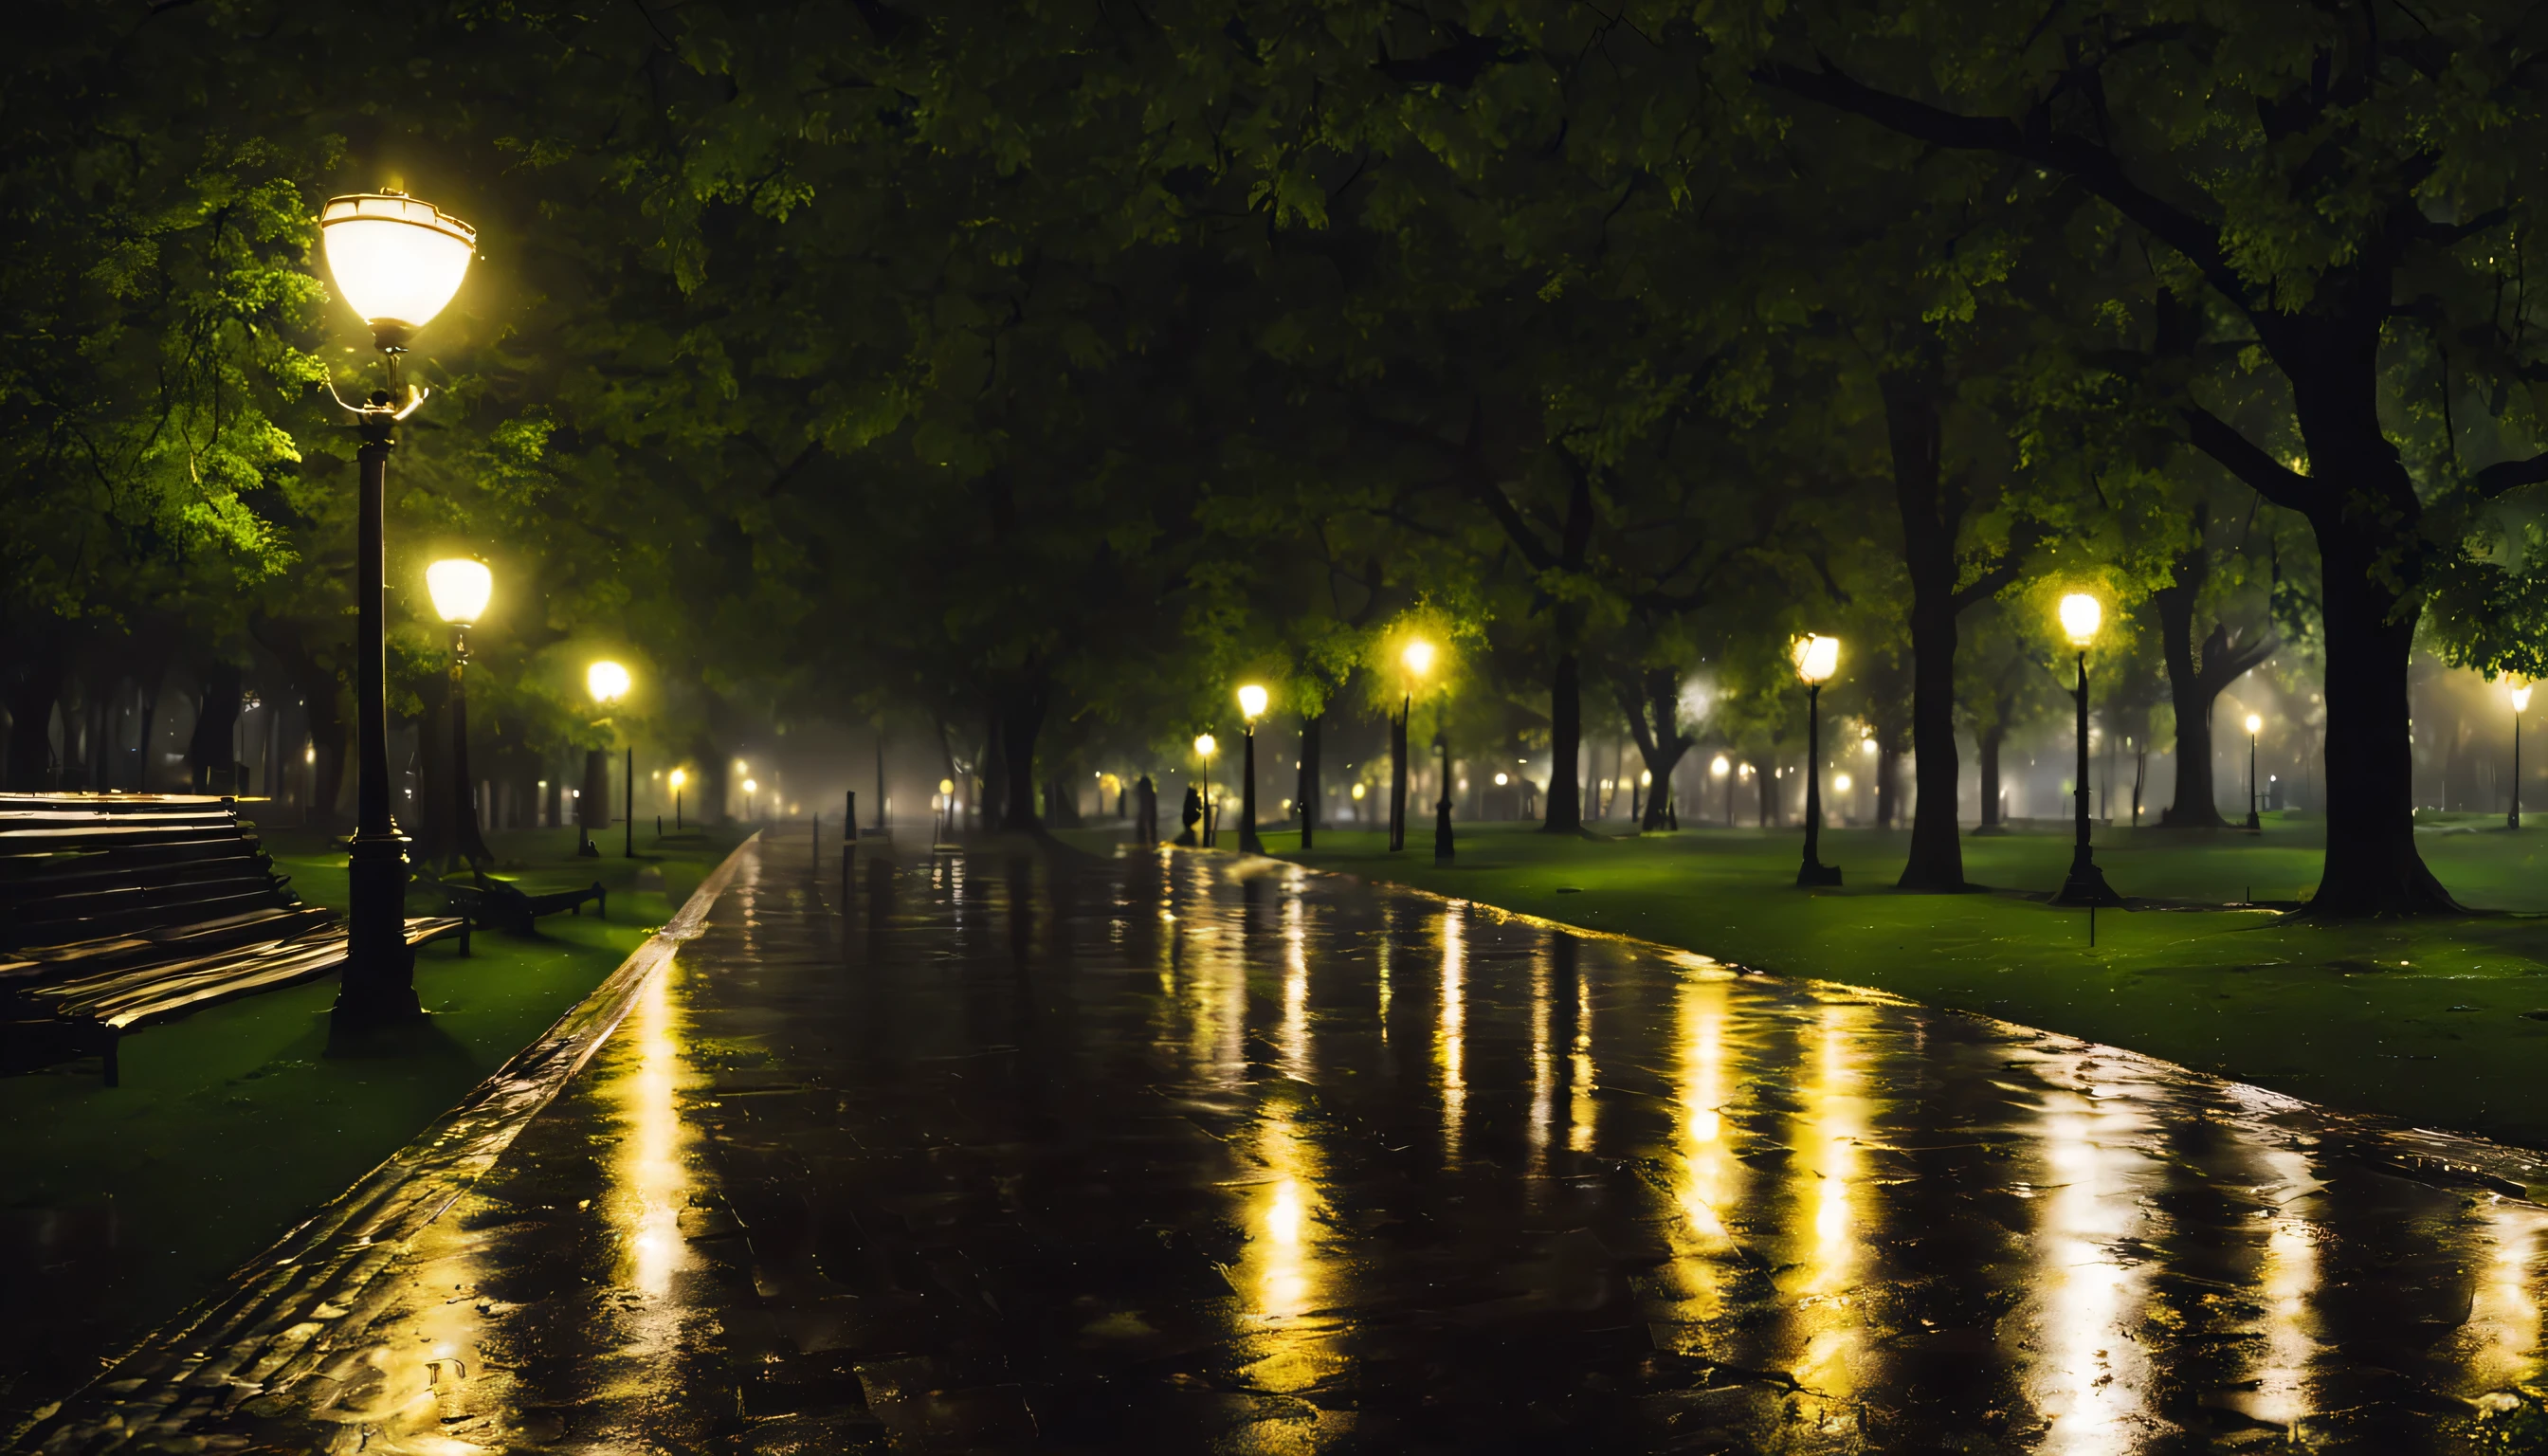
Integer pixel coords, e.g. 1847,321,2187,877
1194,733,1217,757
2246,714,2264,736
1792,632,1840,684
2519,686,2537,713
938,777,955,795
304,744,315,764
318,191,476,334
586,660,630,704
424,557,492,626
2058,592,2102,646
1863,738,1879,756
668,769,686,790
1834,773,1853,792
1710,755,1730,776
1351,783,1366,800
742,778,757,794
1493,772,1509,786
1639,770,1652,787
1237,683,1269,721
1402,639,1436,679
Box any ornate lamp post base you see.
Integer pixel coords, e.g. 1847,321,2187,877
1796,861,1843,887
334,828,420,1031
2053,854,2122,906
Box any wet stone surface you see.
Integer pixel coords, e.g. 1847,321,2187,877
23,836,2548,1452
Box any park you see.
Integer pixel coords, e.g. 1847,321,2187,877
11,2,2548,1451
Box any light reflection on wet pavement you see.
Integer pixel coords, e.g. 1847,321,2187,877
23,836,2548,1452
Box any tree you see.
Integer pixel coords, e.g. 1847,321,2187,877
2149,500,2280,827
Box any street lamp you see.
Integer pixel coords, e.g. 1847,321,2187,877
743,777,758,819
319,190,477,1035
669,768,687,830
2244,712,2265,830
586,660,631,858
1194,734,1219,846
1238,683,1268,854
426,558,495,872
2053,594,2121,904
1433,725,1456,865
1793,633,1842,886
1712,754,1732,826
937,776,956,842
1393,639,1435,853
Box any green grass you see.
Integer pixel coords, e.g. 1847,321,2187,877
0,822,742,1423
1265,815,2548,1150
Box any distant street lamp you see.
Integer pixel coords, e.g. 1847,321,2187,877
1712,754,1732,826
2514,683,2534,831
319,189,477,1035
1194,734,1219,846
1393,640,1435,852
743,777,758,819
426,558,495,871
937,776,956,842
2244,712,2265,830
669,767,687,830
587,661,631,857
1238,683,1268,854
1793,633,1842,886
2053,594,2121,905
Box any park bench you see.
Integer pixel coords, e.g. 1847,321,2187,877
432,872,607,935
0,793,466,1084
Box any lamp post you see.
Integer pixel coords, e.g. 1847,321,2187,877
318,190,477,1035
937,776,955,843
2244,712,2264,831
1433,728,1455,864
743,777,758,820
1392,640,1434,852
1793,633,1842,886
586,661,630,857
426,558,495,872
2514,684,2534,830
2053,594,2122,905
1238,684,1268,853
669,768,686,830
1712,755,1731,827
1193,735,1218,846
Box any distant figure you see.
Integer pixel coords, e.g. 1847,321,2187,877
1176,784,1204,846
1136,774,1159,845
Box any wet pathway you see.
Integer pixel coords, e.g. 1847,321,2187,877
24,835,2548,1452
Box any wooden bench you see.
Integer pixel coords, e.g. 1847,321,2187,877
0,794,466,1084
433,873,606,935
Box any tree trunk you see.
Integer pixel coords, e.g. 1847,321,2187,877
1756,759,1774,828
2309,518,2455,911
4,638,64,791
1978,728,2004,830
997,682,1047,831
1887,372,1973,891
1542,649,1582,832
2153,555,2228,828
187,662,245,792
1297,713,1320,847
1875,744,1903,828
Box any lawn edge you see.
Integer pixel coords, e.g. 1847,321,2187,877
1258,846,2548,1200
9,832,762,1451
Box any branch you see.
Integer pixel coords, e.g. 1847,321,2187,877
2474,451,2548,500
2180,405,2317,510
1756,59,2253,308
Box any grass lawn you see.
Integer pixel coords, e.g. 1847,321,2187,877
1256,812,2548,1152
0,820,743,1429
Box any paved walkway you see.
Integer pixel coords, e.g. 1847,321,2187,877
24,833,2548,1452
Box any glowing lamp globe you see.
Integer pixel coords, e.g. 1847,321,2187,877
1639,770,1653,787
2058,593,2102,646
1237,683,1269,721
1711,755,1730,776
1493,773,1509,786
1194,734,1217,758
425,557,492,627
1402,639,1436,679
668,769,686,790
2516,684,2535,713
2245,714,2264,736
587,660,630,705
1835,774,1853,792
1351,783,1366,800
742,778,757,795
318,191,477,343
1792,633,1840,685
938,777,955,796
